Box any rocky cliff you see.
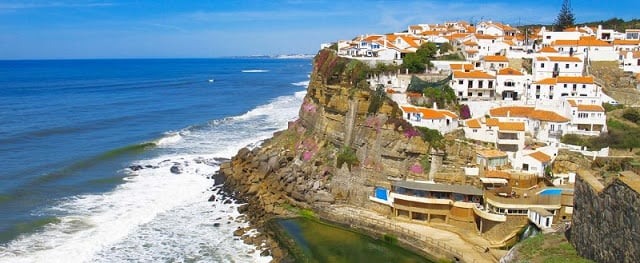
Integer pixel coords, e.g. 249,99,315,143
570,170,640,263
219,49,482,260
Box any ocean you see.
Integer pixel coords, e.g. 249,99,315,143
0,58,311,262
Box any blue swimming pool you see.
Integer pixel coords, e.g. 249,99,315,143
538,188,564,195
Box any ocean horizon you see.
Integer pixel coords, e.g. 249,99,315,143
0,57,311,262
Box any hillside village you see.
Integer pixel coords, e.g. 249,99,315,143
318,20,640,257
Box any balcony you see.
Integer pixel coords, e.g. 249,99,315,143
548,130,563,138
472,204,507,222
390,192,453,205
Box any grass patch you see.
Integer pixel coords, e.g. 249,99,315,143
515,233,593,263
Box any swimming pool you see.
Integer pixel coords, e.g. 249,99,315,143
537,188,564,195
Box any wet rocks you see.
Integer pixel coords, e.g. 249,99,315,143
170,164,183,174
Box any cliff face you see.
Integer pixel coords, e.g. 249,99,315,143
570,170,640,263
220,50,430,222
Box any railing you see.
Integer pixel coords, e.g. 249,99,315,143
472,205,507,222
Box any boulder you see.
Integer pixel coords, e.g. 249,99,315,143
170,165,183,174
313,190,335,203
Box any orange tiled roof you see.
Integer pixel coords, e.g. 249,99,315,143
498,121,525,131
577,104,605,112
547,56,582,62
477,149,508,158
463,40,478,46
613,39,640,45
466,50,479,54
529,109,570,122
497,67,524,76
453,70,495,79
486,118,500,126
401,106,458,119
553,39,578,46
567,99,577,107
483,55,509,62
534,78,557,85
451,63,474,71
466,119,481,128
475,34,497,40
557,76,594,84
538,46,558,53
578,36,612,47
529,151,551,163
490,106,535,117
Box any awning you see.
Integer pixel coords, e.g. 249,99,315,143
479,178,508,184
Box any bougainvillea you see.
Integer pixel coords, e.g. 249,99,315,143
296,138,318,161
403,127,420,139
409,163,424,174
365,115,384,133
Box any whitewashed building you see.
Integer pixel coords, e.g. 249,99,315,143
496,67,530,100
532,56,584,80
529,76,599,100
400,105,459,134
451,70,496,101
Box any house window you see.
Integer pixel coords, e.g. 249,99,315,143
468,92,472,96
564,84,567,88
536,95,540,99
458,92,463,96
549,95,553,99
575,64,578,67
561,93,568,96
473,129,478,132
459,80,464,85
479,92,483,97
468,81,473,89
540,63,545,68
505,81,515,87
478,80,484,89
582,84,586,89
523,163,529,171
565,64,569,69
488,80,493,89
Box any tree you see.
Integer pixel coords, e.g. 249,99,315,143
555,0,575,31
402,53,426,73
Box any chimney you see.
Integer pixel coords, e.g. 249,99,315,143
433,101,438,109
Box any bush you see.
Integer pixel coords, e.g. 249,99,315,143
622,108,640,123
459,104,471,119
603,103,623,112
367,85,387,114
336,146,359,170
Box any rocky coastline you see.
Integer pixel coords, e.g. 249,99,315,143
213,49,467,262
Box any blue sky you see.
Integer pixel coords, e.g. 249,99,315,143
0,0,638,59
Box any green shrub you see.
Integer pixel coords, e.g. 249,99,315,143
603,103,623,112
367,85,387,114
622,108,640,123
336,146,359,170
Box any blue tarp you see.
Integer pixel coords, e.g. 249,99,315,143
375,187,388,201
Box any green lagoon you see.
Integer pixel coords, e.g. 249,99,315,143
274,217,433,263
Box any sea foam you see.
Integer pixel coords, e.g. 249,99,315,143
0,86,307,263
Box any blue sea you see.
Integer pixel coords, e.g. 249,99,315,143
0,58,311,262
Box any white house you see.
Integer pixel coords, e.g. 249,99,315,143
451,70,496,101
496,121,526,152
496,67,530,100
529,76,599,101
613,39,640,52
481,55,510,73
566,99,607,136
475,34,508,57
532,56,584,80
476,21,518,37
552,36,617,61
514,150,552,177
626,29,640,40
400,105,459,134
541,30,582,46
527,109,571,143
620,51,640,73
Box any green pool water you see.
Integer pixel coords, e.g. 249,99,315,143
273,217,434,263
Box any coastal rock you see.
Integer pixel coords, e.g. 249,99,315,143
313,190,335,203
128,165,144,171
170,165,183,174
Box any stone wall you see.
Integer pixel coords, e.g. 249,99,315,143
571,170,640,263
